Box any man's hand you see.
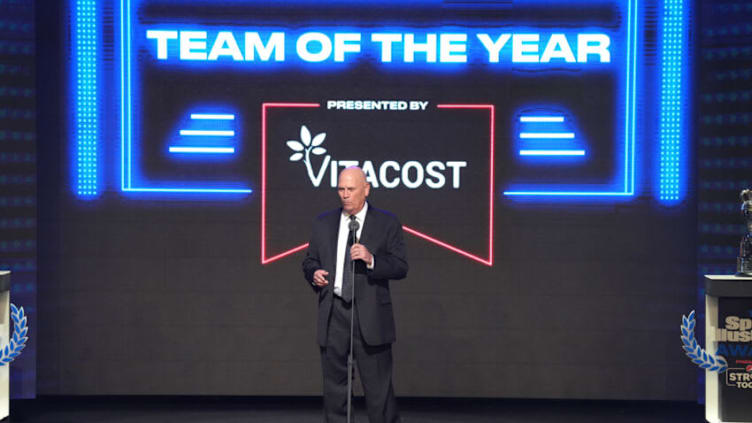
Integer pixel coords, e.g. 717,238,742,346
350,243,373,267
313,269,329,287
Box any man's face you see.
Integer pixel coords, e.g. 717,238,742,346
338,169,370,215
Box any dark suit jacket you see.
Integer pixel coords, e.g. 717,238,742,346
302,204,408,346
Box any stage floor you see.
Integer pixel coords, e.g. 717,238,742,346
9,397,705,422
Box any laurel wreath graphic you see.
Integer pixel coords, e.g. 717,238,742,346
681,310,727,372
0,304,28,365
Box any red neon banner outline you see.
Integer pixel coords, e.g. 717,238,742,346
261,102,320,264
402,226,491,266
265,242,309,263
261,102,494,266
433,104,494,266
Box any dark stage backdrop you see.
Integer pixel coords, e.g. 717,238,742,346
0,0,36,399
37,0,698,399
695,0,752,401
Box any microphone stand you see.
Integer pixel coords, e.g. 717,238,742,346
346,228,357,423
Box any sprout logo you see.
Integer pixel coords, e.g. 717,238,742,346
286,125,329,184
286,125,467,189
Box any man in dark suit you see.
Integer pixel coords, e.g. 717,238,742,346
302,166,408,423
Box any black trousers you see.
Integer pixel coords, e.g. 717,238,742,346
321,295,400,423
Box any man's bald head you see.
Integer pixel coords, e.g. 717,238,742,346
340,166,367,184
337,166,370,215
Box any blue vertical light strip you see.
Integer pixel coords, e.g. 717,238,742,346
74,0,98,197
127,0,133,189
120,0,126,191
120,0,133,190
623,0,634,195
620,0,638,196
659,0,686,203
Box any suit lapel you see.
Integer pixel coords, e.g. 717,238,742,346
328,209,341,279
329,210,340,260
358,204,375,248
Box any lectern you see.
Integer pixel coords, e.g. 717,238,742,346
0,270,9,420
705,275,752,423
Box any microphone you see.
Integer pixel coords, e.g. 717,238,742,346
345,215,360,423
348,216,360,244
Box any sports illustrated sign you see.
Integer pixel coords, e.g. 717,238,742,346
716,300,752,420
684,302,752,421
717,304,752,391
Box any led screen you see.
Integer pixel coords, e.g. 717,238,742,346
38,0,696,399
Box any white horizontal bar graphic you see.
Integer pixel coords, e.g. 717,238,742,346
519,116,565,122
190,114,235,120
124,187,251,193
169,147,235,154
180,130,235,136
519,150,585,156
519,132,575,139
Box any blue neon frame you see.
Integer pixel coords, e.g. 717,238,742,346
118,0,252,194
503,0,639,198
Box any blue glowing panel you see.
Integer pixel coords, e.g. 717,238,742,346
74,0,99,197
658,0,687,203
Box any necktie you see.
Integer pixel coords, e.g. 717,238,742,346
341,216,356,303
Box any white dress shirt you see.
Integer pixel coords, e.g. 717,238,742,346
334,202,374,296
